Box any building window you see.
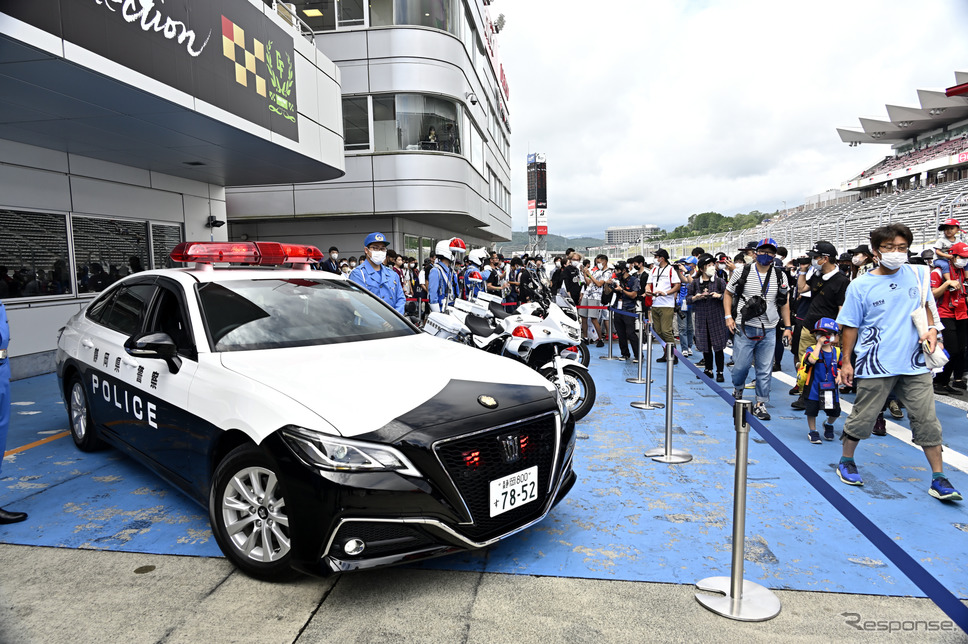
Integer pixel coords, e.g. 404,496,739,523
343,96,370,150
0,209,72,299
72,216,149,294
338,0,365,27
293,1,336,31
395,0,458,35
151,224,184,270
373,94,460,153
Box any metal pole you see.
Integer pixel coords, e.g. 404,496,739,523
646,342,692,463
695,399,781,621
600,307,622,361
626,310,648,384
631,323,663,410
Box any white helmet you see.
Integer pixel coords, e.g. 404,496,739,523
435,239,453,261
467,248,489,266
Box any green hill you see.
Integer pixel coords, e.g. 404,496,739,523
505,231,604,252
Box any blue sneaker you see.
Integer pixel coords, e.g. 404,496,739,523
823,423,835,441
808,430,822,445
929,478,963,502
837,461,863,486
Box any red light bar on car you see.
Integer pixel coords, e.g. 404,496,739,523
170,241,323,266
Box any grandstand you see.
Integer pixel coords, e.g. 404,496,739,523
588,72,968,261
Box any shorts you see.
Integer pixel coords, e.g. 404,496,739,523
580,296,606,320
804,398,841,418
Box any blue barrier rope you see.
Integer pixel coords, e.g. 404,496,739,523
668,348,968,631
609,307,639,319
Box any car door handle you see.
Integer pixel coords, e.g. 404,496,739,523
81,339,95,349
122,358,139,368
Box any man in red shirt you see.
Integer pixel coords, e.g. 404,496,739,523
931,241,968,394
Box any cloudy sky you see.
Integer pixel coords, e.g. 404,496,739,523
495,0,968,238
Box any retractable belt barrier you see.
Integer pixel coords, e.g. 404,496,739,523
674,350,968,631
640,329,691,464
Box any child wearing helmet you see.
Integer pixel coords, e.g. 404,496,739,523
799,317,843,445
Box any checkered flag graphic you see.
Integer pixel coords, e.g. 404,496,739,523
221,15,266,98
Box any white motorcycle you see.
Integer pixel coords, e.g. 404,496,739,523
424,298,596,421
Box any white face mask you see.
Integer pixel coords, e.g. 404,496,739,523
851,255,864,266
349,262,357,268
597,262,605,269
572,260,581,268
955,257,968,269
878,251,908,270
705,265,716,277
330,252,338,260
734,261,745,268
555,261,561,268
369,250,387,265
811,258,821,268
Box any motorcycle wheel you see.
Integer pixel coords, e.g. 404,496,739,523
573,342,591,368
541,364,596,422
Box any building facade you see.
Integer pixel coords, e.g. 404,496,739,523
605,225,660,245
226,0,513,261
0,0,345,377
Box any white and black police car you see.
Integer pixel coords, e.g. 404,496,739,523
55,242,576,580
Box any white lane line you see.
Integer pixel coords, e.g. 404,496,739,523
722,348,968,474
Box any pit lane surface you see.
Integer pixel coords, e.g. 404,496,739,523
2,348,967,602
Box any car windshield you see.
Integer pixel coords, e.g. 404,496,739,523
196,278,415,351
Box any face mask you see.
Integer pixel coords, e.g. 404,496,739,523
349,261,357,268
555,262,561,268
955,258,968,269
851,255,864,266
756,253,773,266
878,252,908,270
369,250,387,264
572,261,580,268
330,252,338,260
811,258,821,268
734,261,745,268
341,267,350,274
597,262,605,269
705,265,716,277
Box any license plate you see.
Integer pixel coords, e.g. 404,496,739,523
489,466,539,517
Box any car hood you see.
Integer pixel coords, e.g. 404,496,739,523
218,333,555,437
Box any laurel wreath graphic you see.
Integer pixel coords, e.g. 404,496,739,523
265,40,296,123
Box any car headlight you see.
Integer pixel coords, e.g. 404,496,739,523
281,426,421,477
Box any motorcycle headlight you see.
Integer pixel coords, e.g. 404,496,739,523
281,426,421,477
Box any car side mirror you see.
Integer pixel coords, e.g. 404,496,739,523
125,332,182,374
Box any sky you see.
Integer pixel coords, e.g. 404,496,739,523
495,0,968,238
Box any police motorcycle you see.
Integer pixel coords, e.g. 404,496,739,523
424,271,596,421
513,276,589,367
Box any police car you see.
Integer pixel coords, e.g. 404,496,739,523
55,241,576,580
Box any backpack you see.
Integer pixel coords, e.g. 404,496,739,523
797,346,842,391
730,263,788,319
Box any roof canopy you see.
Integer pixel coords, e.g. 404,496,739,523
837,72,968,145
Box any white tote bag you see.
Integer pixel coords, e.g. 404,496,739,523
909,265,949,370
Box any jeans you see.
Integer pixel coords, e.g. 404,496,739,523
679,309,694,351
730,326,776,404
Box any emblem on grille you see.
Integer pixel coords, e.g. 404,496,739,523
498,434,521,463
478,395,498,409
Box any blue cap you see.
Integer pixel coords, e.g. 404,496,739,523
757,238,778,251
364,232,388,247
814,317,840,334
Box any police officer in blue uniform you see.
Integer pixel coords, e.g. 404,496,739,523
463,248,489,299
428,239,460,312
349,232,405,315
0,301,26,524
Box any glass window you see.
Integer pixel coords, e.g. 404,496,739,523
72,216,149,295
373,94,460,153
100,283,157,337
291,0,336,31
196,278,415,352
395,0,458,36
146,285,194,356
404,235,420,261
0,209,72,299
370,0,393,26
338,0,365,27
151,223,183,270
343,96,370,150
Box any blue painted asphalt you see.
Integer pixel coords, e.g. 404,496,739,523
2,352,967,600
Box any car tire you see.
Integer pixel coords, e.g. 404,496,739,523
541,365,596,422
209,444,298,581
68,373,105,452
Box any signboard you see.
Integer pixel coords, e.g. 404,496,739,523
959,151,968,164
3,0,299,141
526,153,548,236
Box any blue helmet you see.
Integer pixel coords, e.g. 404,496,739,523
814,317,840,335
756,238,778,251
363,232,388,247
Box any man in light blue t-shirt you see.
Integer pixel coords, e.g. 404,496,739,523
835,223,961,502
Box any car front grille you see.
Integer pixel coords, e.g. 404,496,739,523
434,414,558,541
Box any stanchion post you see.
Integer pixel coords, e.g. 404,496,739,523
599,307,623,361
631,322,663,410
646,342,691,463
695,399,781,621
626,310,648,384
